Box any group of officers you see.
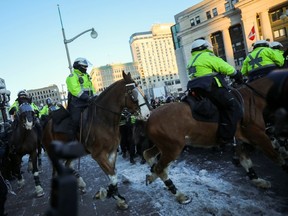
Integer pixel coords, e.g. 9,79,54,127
186,38,287,147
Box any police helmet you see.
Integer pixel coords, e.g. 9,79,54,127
270,41,283,49
17,90,29,99
253,40,270,49
191,39,213,52
73,57,89,69
46,97,53,106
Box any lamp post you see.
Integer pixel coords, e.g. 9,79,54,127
57,4,98,73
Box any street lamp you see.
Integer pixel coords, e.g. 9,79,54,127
57,4,98,73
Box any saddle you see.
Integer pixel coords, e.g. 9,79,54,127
182,93,218,123
182,88,243,123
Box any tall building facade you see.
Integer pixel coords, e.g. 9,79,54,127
27,85,62,107
129,23,182,99
172,0,288,90
90,62,141,93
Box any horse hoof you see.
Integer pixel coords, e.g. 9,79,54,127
93,187,107,200
79,188,86,194
35,185,45,197
117,199,129,210
145,175,152,185
176,192,191,204
17,179,25,188
252,178,271,189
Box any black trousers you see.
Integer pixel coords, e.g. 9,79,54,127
68,104,85,134
196,85,241,141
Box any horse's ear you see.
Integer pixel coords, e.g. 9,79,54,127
122,70,131,81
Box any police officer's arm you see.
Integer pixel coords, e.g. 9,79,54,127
270,48,285,67
66,74,82,97
240,59,249,76
66,73,92,101
8,101,18,115
211,55,235,76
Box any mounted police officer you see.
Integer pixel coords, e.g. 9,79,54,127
8,90,42,139
270,41,288,68
186,39,243,146
241,40,284,81
66,57,97,138
39,97,60,117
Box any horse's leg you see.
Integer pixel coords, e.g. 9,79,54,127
30,151,44,197
93,151,128,210
13,155,25,188
37,143,42,172
146,143,191,204
236,126,286,189
65,159,86,193
143,145,160,166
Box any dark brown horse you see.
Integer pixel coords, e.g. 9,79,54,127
42,71,150,209
9,102,44,197
142,75,287,204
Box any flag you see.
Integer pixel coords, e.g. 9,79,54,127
248,26,256,41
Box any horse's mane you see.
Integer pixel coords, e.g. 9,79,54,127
94,79,125,101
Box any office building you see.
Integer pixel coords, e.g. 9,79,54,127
172,0,288,90
129,23,182,100
90,62,141,93
27,85,62,107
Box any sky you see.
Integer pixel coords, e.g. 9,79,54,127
0,0,203,103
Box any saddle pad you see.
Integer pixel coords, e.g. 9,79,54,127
51,107,73,134
182,96,219,123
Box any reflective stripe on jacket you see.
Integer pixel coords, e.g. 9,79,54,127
186,49,236,87
66,69,96,98
241,47,284,76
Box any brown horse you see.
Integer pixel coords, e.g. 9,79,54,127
142,75,287,204
42,71,150,209
9,102,44,197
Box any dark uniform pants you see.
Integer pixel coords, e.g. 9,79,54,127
196,84,241,142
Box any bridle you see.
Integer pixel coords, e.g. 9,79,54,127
18,103,35,130
92,82,147,115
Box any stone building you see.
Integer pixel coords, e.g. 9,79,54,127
172,0,288,90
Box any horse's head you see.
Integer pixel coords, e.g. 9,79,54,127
18,103,35,130
123,71,151,119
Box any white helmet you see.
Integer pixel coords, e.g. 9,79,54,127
270,41,283,49
253,40,270,49
73,57,89,68
191,39,213,52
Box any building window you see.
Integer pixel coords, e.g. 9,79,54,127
195,16,200,24
271,9,283,22
212,8,218,17
225,2,231,12
206,11,211,19
190,18,195,26
273,28,287,38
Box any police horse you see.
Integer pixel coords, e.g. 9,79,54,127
42,71,150,209
140,73,288,204
9,102,44,197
